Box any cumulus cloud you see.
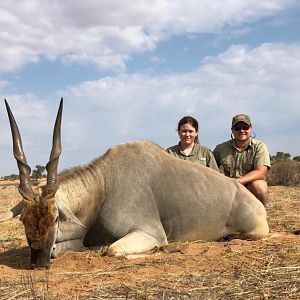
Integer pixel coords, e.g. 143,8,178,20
1,41,300,175
0,80,9,89
50,42,300,167
0,0,296,73
1,1,299,176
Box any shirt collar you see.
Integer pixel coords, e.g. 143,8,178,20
178,142,196,156
231,138,253,151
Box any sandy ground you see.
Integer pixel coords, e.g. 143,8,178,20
0,184,299,299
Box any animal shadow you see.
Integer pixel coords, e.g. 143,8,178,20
0,246,31,270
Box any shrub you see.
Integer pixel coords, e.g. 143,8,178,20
267,160,300,186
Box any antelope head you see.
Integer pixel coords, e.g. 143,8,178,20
5,99,63,269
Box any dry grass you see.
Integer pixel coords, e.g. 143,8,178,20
0,185,299,299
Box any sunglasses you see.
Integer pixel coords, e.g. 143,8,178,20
233,124,250,131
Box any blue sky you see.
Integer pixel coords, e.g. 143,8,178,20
0,0,300,176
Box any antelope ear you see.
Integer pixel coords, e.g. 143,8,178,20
0,201,24,222
57,201,86,228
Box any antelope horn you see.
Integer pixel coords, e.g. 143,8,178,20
4,99,35,201
45,98,63,196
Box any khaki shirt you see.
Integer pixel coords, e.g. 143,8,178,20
166,143,219,171
213,138,271,178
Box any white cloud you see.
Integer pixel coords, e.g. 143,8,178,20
0,0,296,73
150,55,166,63
0,80,9,88
53,42,300,165
1,35,300,176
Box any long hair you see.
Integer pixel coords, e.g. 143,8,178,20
177,116,199,143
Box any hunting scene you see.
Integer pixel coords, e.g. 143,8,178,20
0,99,299,299
0,184,299,299
1,1,300,300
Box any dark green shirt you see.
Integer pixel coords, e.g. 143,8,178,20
213,138,271,178
166,143,219,171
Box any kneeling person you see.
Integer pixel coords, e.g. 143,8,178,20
213,114,271,206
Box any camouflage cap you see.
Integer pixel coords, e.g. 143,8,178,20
231,114,251,127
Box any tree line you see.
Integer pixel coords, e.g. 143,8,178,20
1,165,46,181
271,152,300,162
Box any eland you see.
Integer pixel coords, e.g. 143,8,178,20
0,99,269,269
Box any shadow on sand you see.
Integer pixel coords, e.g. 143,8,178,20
0,246,31,270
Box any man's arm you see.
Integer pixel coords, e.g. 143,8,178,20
237,165,268,185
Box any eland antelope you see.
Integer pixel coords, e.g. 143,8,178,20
1,99,269,269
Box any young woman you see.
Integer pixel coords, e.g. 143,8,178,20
166,116,219,171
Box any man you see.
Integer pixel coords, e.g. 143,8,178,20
213,114,271,206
